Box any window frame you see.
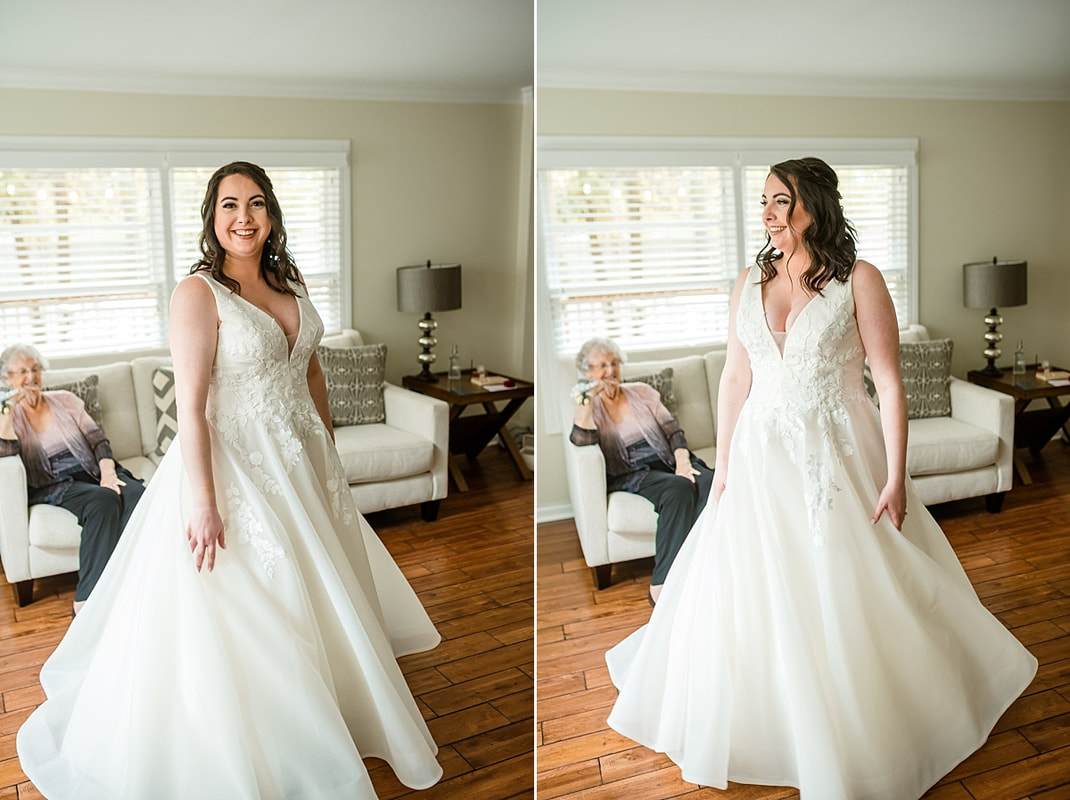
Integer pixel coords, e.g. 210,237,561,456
536,136,919,434
0,136,352,358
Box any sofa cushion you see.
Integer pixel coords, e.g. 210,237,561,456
317,343,387,425
45,374,103,425
333,423,433,483
607,491,660,536
905,416,999,476
627,367,676,414
901,339,953,419
152,367,178,457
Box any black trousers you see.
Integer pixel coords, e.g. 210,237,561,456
634,456,715,586
57,468,145,601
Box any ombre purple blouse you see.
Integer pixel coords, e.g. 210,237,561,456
570,382,688,493
0,391,113,506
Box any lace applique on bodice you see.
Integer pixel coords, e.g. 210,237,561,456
194,274,354,574
736,265,870,545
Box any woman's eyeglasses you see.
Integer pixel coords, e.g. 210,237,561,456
8,366,42,378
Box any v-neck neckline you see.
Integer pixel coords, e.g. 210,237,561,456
212,276,303,360
759,281,821,359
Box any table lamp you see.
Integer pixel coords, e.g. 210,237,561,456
962,257,1028,377
396,260,462,382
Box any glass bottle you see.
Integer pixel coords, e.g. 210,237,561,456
1012,340,1026,375
448,344,462,381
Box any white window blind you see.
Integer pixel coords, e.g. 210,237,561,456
539,166,739,355
0,168,169,353
0,138,350,358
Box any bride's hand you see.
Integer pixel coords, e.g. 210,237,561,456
187,504,226,572
713,471,727,501
872,482,908,531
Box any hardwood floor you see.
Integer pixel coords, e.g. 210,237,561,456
0,446,533,800
537,444,1070,800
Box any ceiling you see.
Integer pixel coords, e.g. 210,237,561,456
0,0,533,103
538,0,1070,101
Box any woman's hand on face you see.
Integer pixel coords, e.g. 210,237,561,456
872,482,908,531
187,505,226,572
7,386,42,409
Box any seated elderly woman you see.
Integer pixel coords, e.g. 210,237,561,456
569,337,714,605
0,344,144,615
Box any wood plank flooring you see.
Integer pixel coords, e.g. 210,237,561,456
537,444,1070,799
0,446,533,800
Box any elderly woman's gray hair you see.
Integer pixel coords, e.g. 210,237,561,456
1,343,48,378
575,337,625,375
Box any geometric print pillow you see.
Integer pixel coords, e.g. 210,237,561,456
45,374,103,426
152,367,178,456
627,367,677,416
316,343,387,426
899,338,953,420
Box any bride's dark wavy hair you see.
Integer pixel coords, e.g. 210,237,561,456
190,161,304,297
755,157,857,293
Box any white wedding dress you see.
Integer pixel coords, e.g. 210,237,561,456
605,266,1038,800
18,273,443,799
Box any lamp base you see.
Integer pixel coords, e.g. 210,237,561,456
980,361,1004,378
411,364,439,383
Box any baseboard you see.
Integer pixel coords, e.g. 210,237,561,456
536,503,574,524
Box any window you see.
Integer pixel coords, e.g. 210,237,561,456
0,137,350,358
536,137,918,431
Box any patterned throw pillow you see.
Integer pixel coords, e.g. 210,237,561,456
46,374,103,425
627,367,676,415
152,367,179,456
900,339,953,419
316,344,387,425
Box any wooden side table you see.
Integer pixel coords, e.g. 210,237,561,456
402,369,534,492
966,366,1070,485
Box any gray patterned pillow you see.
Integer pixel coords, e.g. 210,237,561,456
152,367,178,456
900,339,953,419
46,374,103,425
627,367,676,415
316,344,387,425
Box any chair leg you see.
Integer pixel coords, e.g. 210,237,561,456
985,492,1006,514
420,500,441,522
591,564,612,590
12,579,33,607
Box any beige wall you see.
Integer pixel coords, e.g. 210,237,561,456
536,88,1070,517
0,88,532,387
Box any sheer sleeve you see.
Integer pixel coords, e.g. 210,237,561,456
569,424,600,447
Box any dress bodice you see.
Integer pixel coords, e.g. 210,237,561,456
736,265,869,421
734,264,871,546
194,273,331,502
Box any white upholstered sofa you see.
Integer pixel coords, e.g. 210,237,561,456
563,325,1014,589
0,329,448,606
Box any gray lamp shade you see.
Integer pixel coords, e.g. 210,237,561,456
962,258,1027,309
396,262,462,313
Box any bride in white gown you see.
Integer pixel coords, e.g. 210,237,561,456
605,157,1037,800
17,162,443,799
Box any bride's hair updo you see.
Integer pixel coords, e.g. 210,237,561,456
756,157,858,294
191,161,304,297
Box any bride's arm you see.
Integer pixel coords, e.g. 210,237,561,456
853,260,908,531
170,278,226,571
306,352,335,443
713,269,754,500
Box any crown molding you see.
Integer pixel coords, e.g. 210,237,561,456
536,70,1070,103
0,68,530,105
